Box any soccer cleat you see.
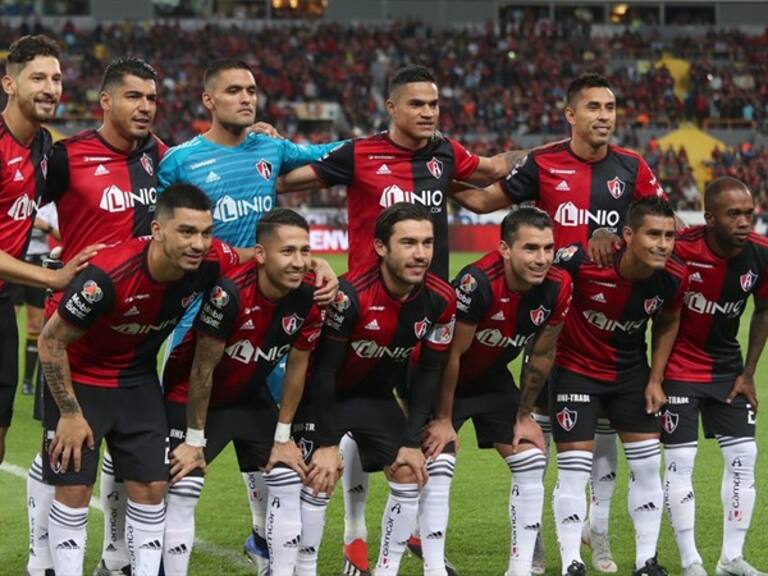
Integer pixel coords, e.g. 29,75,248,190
22,379,33,395
632,557,669,576
342,538,371,576
26,570,56,576
405,536,460,576
531,532,545,575
244,533,271,576
567,560,588,576
715,557,768,576
581,524,618,573
92,560,131,576
682,562,708,576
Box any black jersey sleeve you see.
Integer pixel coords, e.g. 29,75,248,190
404,345,449,447
453,265,492,323
309,141,355,187
308,335,348,447
499,153,540,203
195,277,241,341
323,279,359,339
43,142,70,204
57,265,115,330
553,244,586,280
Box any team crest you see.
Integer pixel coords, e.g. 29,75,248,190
644,296,664,315
459,273,477,293
414,317,432,339
426,156,443,179
661,410,679,434
282,313,304,335
530,305,551,326
332,290,350,312
555,245,578,263
40,157,48,179
81,280,103,303
740,270,758,292
140,153,154,176
556,407,578,431
256,159,273,180
298,437,314,460
606,176,626,200
209,286,229,308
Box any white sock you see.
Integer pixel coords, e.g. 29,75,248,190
49,499,89,576
531,414,552,462
99,452,129,570
718,437,757,562
590,420,618,535
340,433,369,545
624,440,663,569
553,450,592,573
26,453,55,575
663,442,701,568
375,482,420,575
163,477,204,576
125,499,166,576
265,468,303,576
296,487,330,576
419,454,456,576
505,449,547,576
243,471,269,540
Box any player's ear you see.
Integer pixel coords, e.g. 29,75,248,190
1,74,16,97
498,239,511,260
563,104,577,127
703,210,715,227
201,90,214,112
373,238,388,259
254,243,267,265
99,90,111,113
150,219,162,241
385,97,396,117
622,224,633,244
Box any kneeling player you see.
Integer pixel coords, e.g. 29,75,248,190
37,184,241,576
292,202,456,575
663,178,767,576
162,209,326,576
548,197,688,576
419,207,571,576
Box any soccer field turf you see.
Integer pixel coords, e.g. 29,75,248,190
1,252,766,575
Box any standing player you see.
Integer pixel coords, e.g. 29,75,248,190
157,58,339,573
452,72,667,574
291,203,457,576
662,177,767,576
546,197,687,576
420,207,571,576
26,56,167,576
159,209,327,576
37,184,242,576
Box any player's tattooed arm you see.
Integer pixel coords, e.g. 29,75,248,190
186,333,226,431
647,307,681,414
517,322,563,417
448,181,512,214
728,298,768,410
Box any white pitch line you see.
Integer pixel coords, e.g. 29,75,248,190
0,461,254,571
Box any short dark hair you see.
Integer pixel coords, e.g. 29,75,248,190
204,58,253,89
5,35,60,76
625,196,674,231
704,176,750,210
100,57,157,92
388,65,436,96
257,208,310,242
566,72,612,106
500,207,553,244
374,202,432,244
155,183,212,220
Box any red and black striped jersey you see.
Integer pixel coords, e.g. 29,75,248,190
554,243,688,382
666,226,768,383
0,116,52,292
453,251,572,394
44,130,167,263
321,264,457,396
163,262,324,408
501,142,665,249
57,237,238,388
310,132,479,280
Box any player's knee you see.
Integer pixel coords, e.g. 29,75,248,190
723,440,757,474
55,484,92,508
124,479,167,505
387,464,418,484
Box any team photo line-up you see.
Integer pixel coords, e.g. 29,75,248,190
0,33,764,576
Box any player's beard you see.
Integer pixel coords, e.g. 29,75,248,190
21,93,58,123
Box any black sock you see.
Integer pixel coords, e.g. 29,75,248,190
24,337,38,382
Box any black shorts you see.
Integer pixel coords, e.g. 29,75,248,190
294,395,406,473
42,381,169,485
0,296,19,427
550,366,659,443
166,396,278,476
661,379,756,445
8,255,47,308
453,391,520,449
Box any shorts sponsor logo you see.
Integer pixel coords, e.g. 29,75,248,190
529,305,550,326
606,176,626,199
556,393,590,403
81,280,104,303
556,407,578,431
282,313,304,335
666,396,689,405
209,286,229,308
459,272,477,293
414,317,431,339
426,156,443,179
740,270,758,292
140,153,154,176
661,410,679,434
644,296,664,315
256,159,273,180
554,202,620,228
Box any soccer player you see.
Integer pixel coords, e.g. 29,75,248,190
662,177,768,576
290,202,457,576
451,72,667,574
159,209,327,576
544,197,687,576
157,58,340,573
420,207,572,576
26,56,167,576
37,184,243,576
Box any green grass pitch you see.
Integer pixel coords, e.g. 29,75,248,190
1,252,766,575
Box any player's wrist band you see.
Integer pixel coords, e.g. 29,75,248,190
185,428,207,447
274,422,291,443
